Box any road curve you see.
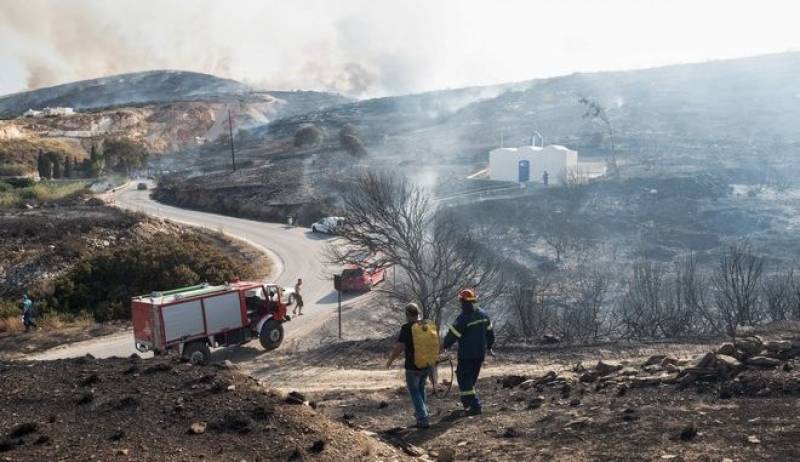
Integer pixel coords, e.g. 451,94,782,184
32,181,353,360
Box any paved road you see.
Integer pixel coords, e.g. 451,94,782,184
32,181,353,360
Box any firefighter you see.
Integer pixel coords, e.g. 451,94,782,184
21,293,37,332
292,278,304,316
442,289,495,415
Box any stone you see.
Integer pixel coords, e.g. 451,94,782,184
746,356,780,368
116,449,129,456
527,396,546,409
717,343,736,356
644,354,666,366
642,364,663,374
678,423,697,441
569,398,581,407
579,372,599,383
541,334,561,344
620,367,640,376
693,352,716,369
285,391,307,405
501,375,528,389
747,435,761,445
501,427,521,438
714,354,742,371
595,360,623,376
735,337,763,356
764,340,792,352
189,422,207,435
437,448,456,462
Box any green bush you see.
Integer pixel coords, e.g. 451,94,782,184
48,233,254,322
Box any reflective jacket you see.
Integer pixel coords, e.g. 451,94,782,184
442,306,495,360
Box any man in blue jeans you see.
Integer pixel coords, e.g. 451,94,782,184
386,303,432,428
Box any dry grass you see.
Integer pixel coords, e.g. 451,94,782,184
0,311,94,334
0,180,87,208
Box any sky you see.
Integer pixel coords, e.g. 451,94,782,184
1,0,799,98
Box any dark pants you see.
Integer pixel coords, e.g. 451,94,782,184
23,312,37,332
456,358,483,410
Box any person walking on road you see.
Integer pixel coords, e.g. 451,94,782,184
442,289,495,415
292,278,304,316
21,293,38,332
386,303,439,429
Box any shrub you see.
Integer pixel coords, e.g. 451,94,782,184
340,134,368,158
0,163,29,176
293,125,323,148
48,233,255,322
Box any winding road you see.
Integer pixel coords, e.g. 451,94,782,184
31,181,352,360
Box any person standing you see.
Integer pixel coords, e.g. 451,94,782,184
386,303,437,428
21,294,37,332
292,278,304,316
442,289,495,415
542,170,549,187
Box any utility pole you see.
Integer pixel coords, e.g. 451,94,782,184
228,109,236,172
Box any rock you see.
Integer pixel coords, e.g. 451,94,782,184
403,444,426,457
595,360,623,376
541,334,561,344
644,354,666,366
116,448,129,456
569,398,581,407
717,343,736,355
678,423,697,441
714,354,742,371
735,337,763,356
109,430,125,441
534,371,558,384
518,379,536,389
622,408,639,422
189,422,207,435
377,401,388,409
565,417,591,428
620,367,639,376
630,375,665,388
8,422,37,439
693,352,716,369
642,364,663,374
309,440,326,453
579,372,599,383
528,396,546,409
764,340,792,353
616,384,628,396
80,373,101,387
437,448,456,462
747,435,761,444
746,356,781,368
501,375,528,389
501,427,521,438
77,391,94,405
285,391,307,405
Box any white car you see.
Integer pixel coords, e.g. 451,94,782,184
311,216,344,234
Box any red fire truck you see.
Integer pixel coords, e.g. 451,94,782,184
132,280,289,365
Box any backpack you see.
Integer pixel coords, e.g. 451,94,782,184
411,320,439,369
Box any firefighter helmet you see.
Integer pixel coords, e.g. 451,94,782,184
458,289,477,302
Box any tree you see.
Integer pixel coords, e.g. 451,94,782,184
89,143,105,177
104,139,149,175
36,150,47,179
64,156,72,178
47,152,62,179
294,125,323,148
579,96,617,173
711,242,765,335
506,271,552,339
327,170,507,324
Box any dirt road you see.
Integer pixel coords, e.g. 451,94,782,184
31,181,366,360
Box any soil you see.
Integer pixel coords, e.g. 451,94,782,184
0,356,410,461
0,322,127,358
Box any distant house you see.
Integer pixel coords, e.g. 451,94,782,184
489,143,578,185
42,107,75,117
23,107,75,118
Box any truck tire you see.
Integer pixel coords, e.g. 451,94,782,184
182,341,211,366
259,320,284,351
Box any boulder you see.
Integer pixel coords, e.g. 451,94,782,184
764,340,792,353
595,360,623,376
642,364,663,374
643,354,666,366
735,337,763,356
745,356,781,368
500,375,528,389
693,352,716,369
717,342,736,356
541,334,561,344
714,354,742,371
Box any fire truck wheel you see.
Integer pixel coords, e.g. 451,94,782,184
259,320,284,350
182,341,211,366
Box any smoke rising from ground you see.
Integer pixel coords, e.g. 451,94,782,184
1,0,799,97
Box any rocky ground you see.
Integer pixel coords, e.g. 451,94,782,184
0,356,410,461
277,332,800,461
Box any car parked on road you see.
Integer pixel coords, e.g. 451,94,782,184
336,266,385,292
311,216,344,234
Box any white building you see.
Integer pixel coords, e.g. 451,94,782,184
23,109,42,118
22,107,74,118
489,144,578,185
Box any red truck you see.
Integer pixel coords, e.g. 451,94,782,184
132,280,289,365
337,265,386,292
